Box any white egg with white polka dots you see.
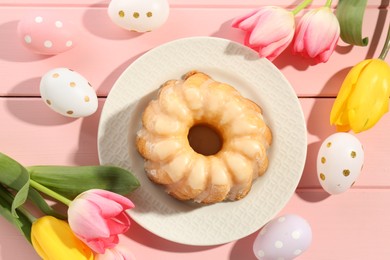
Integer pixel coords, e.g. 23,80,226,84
253,214,312,260
317,132,364,195
18,12,77,55
40,68,98,118
108,0,169,32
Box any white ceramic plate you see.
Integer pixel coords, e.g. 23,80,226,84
98,37,307,246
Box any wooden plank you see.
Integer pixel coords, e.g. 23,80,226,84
112,188,390,260
0,0,386,8
1,98,390,189
279,189,390,260
0,2,388,260
0,97,102,166
0,7,389,97
1,189,389,259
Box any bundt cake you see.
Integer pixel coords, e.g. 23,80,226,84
136,71,272,203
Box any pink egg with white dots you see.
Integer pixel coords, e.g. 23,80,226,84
253,214,312,260
17,12,77,55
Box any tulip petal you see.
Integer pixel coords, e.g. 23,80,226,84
88,235,119,254
293,7,340,63
68,190,135,255
318,31,340,63
347,59,390,132
96,248,117,260
249,11,293,46
90,189,135,210
232,6,294,61
248,8,294,60
330,59,372,126
106,215,131,235
82,192,125,218
331,59,390,133
31,216,93,260
259,30,294,60
95,244,136,260
69,199,111,238
303,10,337,58
293,11,315,54
31,234,50,260
231,9,262,31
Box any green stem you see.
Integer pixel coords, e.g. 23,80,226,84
379,22,390,60
325,0,332,7
29,179,71,206
292,0,313,15
17,206,37,222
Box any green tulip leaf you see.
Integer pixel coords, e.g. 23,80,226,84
0,153,29,190
28,165,140,199
0,153,30,217
28,188,66,220
0,185,32,243
11,181,30,217
336,0,369,46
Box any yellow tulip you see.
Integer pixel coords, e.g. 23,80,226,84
330,58,390,133
31,216,94,260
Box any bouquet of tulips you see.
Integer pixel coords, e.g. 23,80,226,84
0,152,140,260
232,0,390,133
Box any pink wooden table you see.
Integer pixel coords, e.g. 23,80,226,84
1,0,390,259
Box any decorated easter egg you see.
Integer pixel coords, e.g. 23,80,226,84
18,11,77,55
40,68,98,118
108,0,170,32
317,132,364,195
253,214,312,260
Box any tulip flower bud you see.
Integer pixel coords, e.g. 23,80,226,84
31,216,93,260
232,6,295,61
292,7,340,63
68,189,135,254
330,59,390,132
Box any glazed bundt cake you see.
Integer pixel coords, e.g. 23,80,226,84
136,71,272,203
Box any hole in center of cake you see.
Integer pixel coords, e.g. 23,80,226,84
187,124,222,156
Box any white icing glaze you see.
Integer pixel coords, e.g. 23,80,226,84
219,99,244,125
229,137,264,159
229,116,261,136
151,139,182,161
162,151,192,182
187,156,208,190
159,84,192,122
223,152,252,184
183,87,203,110
209,156,230,186
201,83,227,118
153,115,182,135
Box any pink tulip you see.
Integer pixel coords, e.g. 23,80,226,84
292,7,340,63
68,189,135,254
232,6,295,60
95,244,135,260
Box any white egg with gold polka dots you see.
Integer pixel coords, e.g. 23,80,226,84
317,132,364,195
107,0,169,32
40,68,98,118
